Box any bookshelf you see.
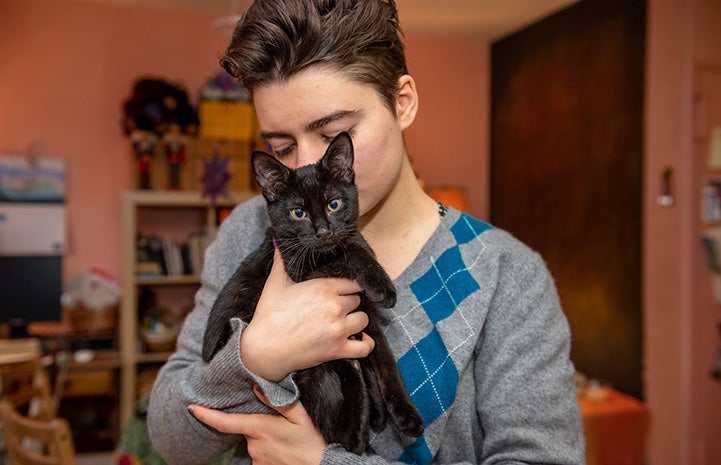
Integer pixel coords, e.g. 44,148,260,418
119,190,254,427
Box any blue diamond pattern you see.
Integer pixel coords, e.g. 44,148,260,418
450,214,492,244
396,214,490,465
409,246,480,323
399,436,432,465
398,327,458,426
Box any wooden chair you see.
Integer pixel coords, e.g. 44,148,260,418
0,339,42,366
0,342,76,465
0,399,76,465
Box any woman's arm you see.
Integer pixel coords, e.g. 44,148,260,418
188,251,584,465
474,251,585,464
147,198,376,465
147,209,275,465
189,385,327,465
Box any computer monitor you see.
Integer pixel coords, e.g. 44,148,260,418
0,256,62,325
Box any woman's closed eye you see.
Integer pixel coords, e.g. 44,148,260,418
321,128,354,144
273,144,295,159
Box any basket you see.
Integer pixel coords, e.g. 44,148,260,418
142,325,180,352
62,305,117,333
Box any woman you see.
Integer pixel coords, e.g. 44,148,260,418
147,1,584,464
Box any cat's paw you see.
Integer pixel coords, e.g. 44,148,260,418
358,270,397,307
396,411,424,439
364,284,397,308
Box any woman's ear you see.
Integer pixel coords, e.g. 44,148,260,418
395,74,419,130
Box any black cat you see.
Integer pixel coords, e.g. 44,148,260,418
202,132,424,454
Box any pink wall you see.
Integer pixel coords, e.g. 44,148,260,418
644,1,690,463
0,0,488,283
645,0,721,463
688,1,721,464
404,35,489,219
0,0,227,280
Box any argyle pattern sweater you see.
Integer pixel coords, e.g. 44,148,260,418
148,196,584,465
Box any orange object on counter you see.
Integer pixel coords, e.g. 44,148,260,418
579,389,649,465
428,186,470,213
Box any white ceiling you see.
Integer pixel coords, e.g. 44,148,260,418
77,0,579,40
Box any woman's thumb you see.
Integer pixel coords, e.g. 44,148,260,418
253,384,308,423
266,245,293,288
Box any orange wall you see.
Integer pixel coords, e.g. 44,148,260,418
0,0,488,282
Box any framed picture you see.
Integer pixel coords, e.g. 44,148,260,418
0,154,66,202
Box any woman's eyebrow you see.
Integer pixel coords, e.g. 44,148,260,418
260,130,291,140
260,109,361,140
305,110,361,131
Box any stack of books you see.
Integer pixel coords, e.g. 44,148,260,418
136,232,210,278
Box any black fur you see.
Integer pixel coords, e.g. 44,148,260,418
202,132,424,454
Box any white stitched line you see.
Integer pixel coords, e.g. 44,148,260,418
389,223,487,324
395,216,489,411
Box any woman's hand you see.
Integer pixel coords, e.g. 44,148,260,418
190,385,327,465
240,248,375,381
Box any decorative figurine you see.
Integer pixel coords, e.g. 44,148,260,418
163,124,187,189
131,130,157,190
200,149,231,205
122,77,198,191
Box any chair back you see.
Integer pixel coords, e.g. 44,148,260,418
0,340,76,465
0,339,42,365
0,351,54,421
0,399,76,465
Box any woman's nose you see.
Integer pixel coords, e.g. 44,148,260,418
295,140,327,167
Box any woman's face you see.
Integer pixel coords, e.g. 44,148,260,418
251,67,415,216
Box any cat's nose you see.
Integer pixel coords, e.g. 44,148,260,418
316,227,333,239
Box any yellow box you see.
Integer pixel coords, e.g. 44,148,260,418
199,101,255,141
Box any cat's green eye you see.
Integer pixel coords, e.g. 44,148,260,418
327,198,342,212
291,207,307,219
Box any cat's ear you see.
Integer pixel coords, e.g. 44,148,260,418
252,151,291,202
321,132,354,183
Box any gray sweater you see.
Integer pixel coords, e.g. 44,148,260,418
148,195,585,465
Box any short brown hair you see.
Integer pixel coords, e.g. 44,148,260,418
220,0,407,112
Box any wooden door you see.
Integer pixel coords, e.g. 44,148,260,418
490,0,646,398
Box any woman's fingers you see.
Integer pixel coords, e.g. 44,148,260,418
252,385,313,426
264,247,295,291
188,387,327,465
189,404,262,436
241,245,375,379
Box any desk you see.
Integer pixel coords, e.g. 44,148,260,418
579,389,649,465
56,349,121,452
2,333,121,453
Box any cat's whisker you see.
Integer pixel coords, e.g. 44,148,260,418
338,241,350,263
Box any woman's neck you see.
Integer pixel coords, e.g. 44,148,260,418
360,158,440,279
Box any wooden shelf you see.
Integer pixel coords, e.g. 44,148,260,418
122,189,246,208
67,350,121,371
136,275,201,286
119,189,254,429
134,351,173,364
